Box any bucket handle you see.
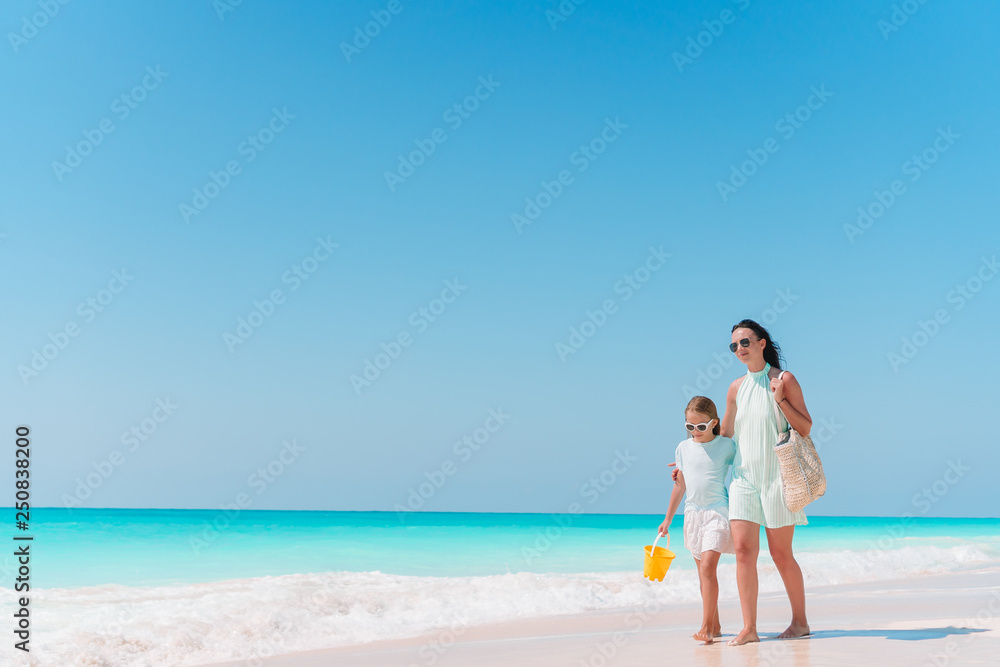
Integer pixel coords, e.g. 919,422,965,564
651,532,670,552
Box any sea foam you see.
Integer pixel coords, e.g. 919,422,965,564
5,543,997,666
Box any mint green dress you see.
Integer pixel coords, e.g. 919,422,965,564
729,362,808,529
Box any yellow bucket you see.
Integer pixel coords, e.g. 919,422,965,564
643,533,675,582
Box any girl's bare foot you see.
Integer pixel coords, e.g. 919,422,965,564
776,623,810,639
692,626,715,643
727,627,760,646
711,623,721,638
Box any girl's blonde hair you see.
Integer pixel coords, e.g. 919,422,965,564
685,396,720,436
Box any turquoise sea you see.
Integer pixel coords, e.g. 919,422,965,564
16,508,1000,587
5,509,998,666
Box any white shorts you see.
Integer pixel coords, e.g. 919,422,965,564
683,507,734,560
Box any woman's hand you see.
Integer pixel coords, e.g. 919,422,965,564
658,518,670,537
770,371,813,436
770,375,785,403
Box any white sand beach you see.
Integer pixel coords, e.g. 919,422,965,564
203,570,1000,666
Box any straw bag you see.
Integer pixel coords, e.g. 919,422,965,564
771,371,826,513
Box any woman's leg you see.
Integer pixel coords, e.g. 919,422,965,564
728,519,761,645
694,550,722,642
765,525,810,638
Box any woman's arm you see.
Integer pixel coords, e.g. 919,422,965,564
719,377,742,438
771,370,813,436
658,470,686,536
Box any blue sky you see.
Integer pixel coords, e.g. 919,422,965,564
2,0,997,518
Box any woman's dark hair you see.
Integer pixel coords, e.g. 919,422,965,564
731,319,783,370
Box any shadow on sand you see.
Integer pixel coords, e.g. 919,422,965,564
807,626,986,641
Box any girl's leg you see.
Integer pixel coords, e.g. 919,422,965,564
728,520,761,646
765,525,810,639
692,556,704,640
694,550,721,642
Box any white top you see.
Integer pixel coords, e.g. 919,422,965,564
675,435,736,512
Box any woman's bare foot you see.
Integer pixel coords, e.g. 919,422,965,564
776,623,810,639
711,623,722,638
727,627,760,646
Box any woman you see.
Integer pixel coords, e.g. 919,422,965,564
720,319,811,645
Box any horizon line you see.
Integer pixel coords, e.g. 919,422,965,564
9,507,999,520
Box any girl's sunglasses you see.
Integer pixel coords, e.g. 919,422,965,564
685,420,715,432
729,337,756,353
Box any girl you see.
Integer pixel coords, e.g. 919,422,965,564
658,396,736,644
721,319,812,646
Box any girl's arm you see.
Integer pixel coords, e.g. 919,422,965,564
771,371,813,436
658,470,686,536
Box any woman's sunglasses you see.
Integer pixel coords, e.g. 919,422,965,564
729,337,757,353
685,420,715,432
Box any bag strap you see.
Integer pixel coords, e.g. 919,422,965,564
770,369,788,436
